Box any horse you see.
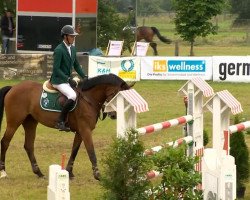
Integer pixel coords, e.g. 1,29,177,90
0,74,133,180
123,26,172,55
137,26,172,55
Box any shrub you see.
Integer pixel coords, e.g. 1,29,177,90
150,145,202,200
203,129,209,147
101,129,203,200
100,129,153,200
230,115,249,198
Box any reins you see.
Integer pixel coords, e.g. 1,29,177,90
77,90,109,122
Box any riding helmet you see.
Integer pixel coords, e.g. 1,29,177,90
61,25,79,37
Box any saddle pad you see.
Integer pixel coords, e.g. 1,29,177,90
40,90,76,112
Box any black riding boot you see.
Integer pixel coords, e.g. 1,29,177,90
56,99,75,132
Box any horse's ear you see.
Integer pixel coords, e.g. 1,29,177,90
127,82,136,88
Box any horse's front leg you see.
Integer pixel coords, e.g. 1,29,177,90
66,133,82,179
79,128,100,180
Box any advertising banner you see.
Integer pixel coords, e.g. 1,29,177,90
140,57,213,80
213,56,250,82
88,56,140,81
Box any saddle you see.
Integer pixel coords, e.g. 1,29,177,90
40,80,76,112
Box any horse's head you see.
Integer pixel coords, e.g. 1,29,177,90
103,74,133,102
78,74,134,120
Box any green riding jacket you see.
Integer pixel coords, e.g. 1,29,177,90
50,42,85,84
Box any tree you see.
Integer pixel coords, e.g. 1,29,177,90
230,0,250,25
0,0,16,16
137,0,162,16
97,0,128,50
160,0,173,12
171,0,225,56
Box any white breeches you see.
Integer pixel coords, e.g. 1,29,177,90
52,83,77,101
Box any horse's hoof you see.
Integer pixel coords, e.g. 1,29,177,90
38,175,46,179
93,170,100,181
68,172,75,180
36,172,45,178
0,170,8,178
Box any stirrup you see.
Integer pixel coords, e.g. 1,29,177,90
55,121,71,132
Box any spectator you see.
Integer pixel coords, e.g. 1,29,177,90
1,9,15,54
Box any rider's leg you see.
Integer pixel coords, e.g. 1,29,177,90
56,99,75,131
52,83,76,132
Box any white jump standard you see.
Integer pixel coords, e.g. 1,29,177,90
203,89,243,200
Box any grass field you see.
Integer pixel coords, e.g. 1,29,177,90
0,79,249,200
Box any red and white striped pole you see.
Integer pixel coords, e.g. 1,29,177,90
223,121,250,155
229,121,250,134
144,136,193,156
137,115,193,135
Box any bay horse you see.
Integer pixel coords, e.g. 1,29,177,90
136,26,172,55
0,74,132,180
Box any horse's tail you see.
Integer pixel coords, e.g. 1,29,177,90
0,86,12,130
151,27,172,44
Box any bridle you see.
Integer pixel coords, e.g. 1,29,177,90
99,88,120,121
77,87,121,121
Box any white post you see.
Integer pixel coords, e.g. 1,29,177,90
47,164,70,200
212,96,230,155
127,106,137,130
187,81,194,156
212,96,222,153
186,81,204,157
116,95,126,138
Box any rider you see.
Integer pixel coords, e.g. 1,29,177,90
122,6,137,33
128,6,136,28
50,25,87,132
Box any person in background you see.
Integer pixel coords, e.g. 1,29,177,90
50,25,87,132
128,6,136,28
0,9,15,54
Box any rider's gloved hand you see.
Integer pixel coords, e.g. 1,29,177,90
68,78,77,88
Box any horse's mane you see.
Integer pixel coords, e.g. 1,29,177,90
79,74,129,91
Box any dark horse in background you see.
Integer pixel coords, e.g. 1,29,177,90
137,26,172,55
124,26,172,55
0,74,132,180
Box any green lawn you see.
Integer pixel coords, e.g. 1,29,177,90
0,80,249,199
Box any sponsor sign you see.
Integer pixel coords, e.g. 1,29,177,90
132,42,149,56
106,41,124,56
140,57,212,80
88,56,140,81
213,56,250,82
